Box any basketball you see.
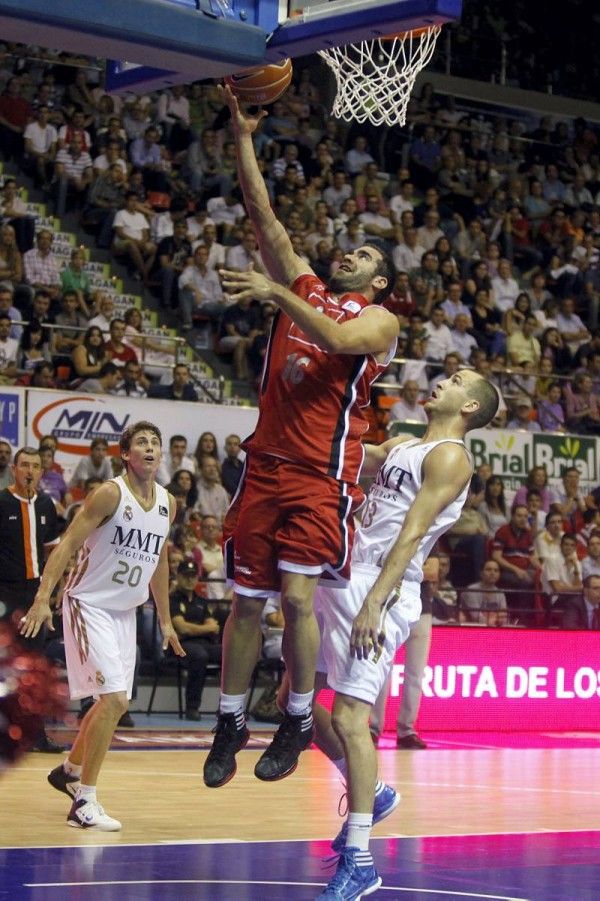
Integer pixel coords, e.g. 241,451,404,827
225,58,293,105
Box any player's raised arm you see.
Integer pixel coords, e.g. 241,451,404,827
221,268,399,354
351,442,472,659
362,435,415,477
223,85,310,287
19,482,121,638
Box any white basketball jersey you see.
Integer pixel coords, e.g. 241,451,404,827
352,439,471,602
64,476,171,611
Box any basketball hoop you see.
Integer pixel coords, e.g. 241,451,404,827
318,24,442,128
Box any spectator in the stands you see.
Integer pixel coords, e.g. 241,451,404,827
206,189,246,242
0,225,28,305
217,296,262,381
0,282,23,341
167,469,199,512
71,323,107,380
478,475,508,537
113,359,148,398
491,258,520,314
196,456,229,525
17,319,52,371
57,108,92,153
129,125,169,191
193,221,225,271
157,434,197,486
507,395,541,432
23,229,61,302
563,372,600,434
147,362,198,401
52,290,85,358
525,489,545,537
178,244,225,331
462,560,507,626
25,359,56,389
169,557,222,721
512,466,555,512
53,133,93,212
192,433,218,475
156,219,192,310
541,532,582,604
186,127,231,196
555,466,587,532
104,317,138,368
60,249,91,311
69,436,112,489
92,139,128,177
78,359,121,394
557,297,591,357
507,314,541,367
423,304,453,362
0,440,12,490
535,510,564,564
112,191,156,283
225,230,263,273
0,312,18,383
122,307,174,379
0,76,30,160
428,351,461,394
562,574,600,630
582,532,600,580
220,434,243,498
447,487,488,587
344,135,375,177
450,312,478,362
492,505,540,615
194,515,228,601
38,445,71,517
536,381,566,432
85,163,127,248
0,179,35,254
389,379,427,425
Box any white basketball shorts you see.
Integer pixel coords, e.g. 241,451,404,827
315,562,422,705
63,596,137,700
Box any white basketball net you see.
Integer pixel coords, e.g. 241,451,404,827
318,25,441,127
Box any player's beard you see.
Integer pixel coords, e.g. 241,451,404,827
328,268,367,295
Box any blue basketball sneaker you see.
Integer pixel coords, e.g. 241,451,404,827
316,847,382,899
331,784,400,854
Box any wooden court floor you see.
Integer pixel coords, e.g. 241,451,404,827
2,744,600,848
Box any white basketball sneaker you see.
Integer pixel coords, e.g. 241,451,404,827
67,798,122,831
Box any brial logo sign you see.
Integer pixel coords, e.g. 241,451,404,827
533,434,597,479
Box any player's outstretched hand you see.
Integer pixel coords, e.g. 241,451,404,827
350,601,383,662
161,622,186,657
19,599,54,639
221,267,276,303
220,84,268,136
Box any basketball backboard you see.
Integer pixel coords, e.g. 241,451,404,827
0,0,460,92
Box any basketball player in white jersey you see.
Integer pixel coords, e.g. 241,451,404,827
20,421,185,831
312,369,499,900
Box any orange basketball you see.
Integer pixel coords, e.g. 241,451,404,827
225,58,293,105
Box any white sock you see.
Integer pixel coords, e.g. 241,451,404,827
374,780,384,796
346,812,373,852
76,784,96,803
287,690,313,717
331,757,347,779
219,693,246,721
63,758,82,778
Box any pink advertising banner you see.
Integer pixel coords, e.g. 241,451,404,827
383,627,599,732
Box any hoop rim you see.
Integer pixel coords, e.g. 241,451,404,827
380,24,439,42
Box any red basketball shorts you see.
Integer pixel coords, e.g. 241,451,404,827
223,453,364,597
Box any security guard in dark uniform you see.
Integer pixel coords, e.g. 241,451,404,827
0,445,62,751
170,559,222,720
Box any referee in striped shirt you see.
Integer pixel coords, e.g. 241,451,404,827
0,445,63,752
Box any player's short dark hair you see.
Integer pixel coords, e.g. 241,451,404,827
365,244,396,306
119,420,162,457
14,446,41,466
465,377,500,431
170,434,187,446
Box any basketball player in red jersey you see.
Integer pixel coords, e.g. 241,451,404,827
203,87,399,789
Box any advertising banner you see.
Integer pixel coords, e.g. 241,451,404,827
0,386,25,451
390,423,598,495
383,627,600,732
25,389,259,480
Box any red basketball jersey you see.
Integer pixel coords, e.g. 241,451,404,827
245,273,396,485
